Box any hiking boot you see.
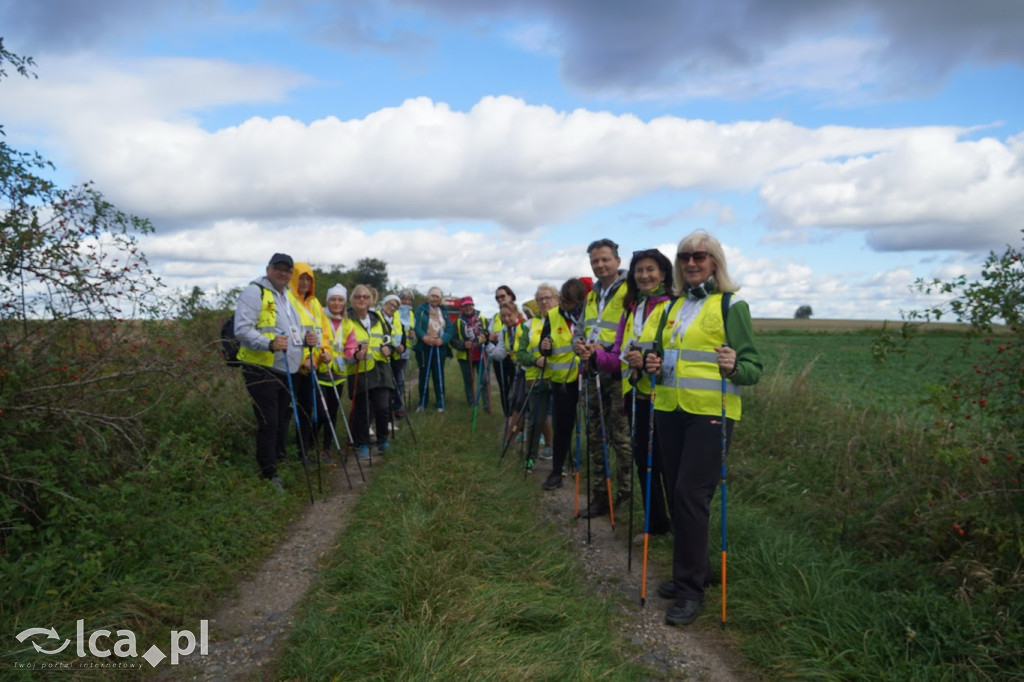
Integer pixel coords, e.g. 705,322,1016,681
657,581,681,599
665,598,702,627
579,497,610,519
270,476,285,494
542,472,563,490
357,445,371,461
539,446,553,460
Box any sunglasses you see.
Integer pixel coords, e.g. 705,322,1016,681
677,251,710,263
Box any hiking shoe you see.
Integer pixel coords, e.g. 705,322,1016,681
525,458,535,474
539,446,553,460
378,439,389,453
665,598,702,627
542,473,563,490
438,407,445,413
394,409,407,419
416,406,425,413
270,476,285,494
657,581,681,599
357,445,371,461
514,432,524,443
579,497,610,519
321,450,335,466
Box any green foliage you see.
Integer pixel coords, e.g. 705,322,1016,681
728,332,1024,679
794,304,813,319
312,257,390,299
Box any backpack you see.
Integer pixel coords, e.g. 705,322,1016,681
220,314,243,367
221,284,266,368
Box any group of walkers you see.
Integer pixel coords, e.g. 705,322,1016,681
233,229,762,628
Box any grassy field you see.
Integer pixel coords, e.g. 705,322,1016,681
4,320,1021,680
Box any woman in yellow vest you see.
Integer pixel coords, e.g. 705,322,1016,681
317,284,357,463
537,278,587,491
643,231,762,627
289,263,333,461
346,284,395,460
585,248,675,537
487,301,525,442
514,284,559,473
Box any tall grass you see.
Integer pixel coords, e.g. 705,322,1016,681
722,340,1024,680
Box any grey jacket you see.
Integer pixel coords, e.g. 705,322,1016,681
234,276,304,374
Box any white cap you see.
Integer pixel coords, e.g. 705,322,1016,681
326,284,348,301
381,294,400,306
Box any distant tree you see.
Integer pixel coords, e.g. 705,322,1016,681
311,258,390,303
794,305,813,320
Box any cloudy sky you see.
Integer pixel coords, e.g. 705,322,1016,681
1,0,1022,320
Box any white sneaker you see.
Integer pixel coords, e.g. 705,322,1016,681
539,446,553,460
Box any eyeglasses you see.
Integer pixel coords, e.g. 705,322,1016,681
352,294,371,300
537,295,556,303
677,251,710,263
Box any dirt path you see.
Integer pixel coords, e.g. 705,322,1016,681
531,453,758,681
173,460,377,681
174,430,755,680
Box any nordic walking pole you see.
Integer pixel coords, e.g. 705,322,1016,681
499,372,537,461
641,371,656,607
419,344,432,410
361,353,373,466
283,351,315,504
581,368,593,543
721,370,729,629
315,371,353,489
383,358,416,443
308,344,322,495
573,369,583,517
628,382,637,573
471,348,483,433
436,343,446,410
593,365,616,530
326,364,364,483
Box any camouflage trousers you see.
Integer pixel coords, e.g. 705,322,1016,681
583,372,632,497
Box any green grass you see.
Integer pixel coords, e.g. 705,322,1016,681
279,393,647,681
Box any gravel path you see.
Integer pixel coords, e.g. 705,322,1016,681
531,455,759,682
172,459,377,681
172,431,756,680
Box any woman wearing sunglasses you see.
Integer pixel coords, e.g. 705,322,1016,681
644,230,763,627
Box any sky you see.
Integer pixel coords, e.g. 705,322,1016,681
1,0,1022,320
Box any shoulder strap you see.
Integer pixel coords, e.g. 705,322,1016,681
653,297,680,356
721,292,733,346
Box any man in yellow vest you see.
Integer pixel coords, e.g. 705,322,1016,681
234,253,317,493
574,238,633,518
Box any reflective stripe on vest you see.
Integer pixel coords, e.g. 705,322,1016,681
545,308,579,384
346,317,378,375
654,293,742,419
523,318,544,381
619,298,672,397
584,282,626,349
237,286,290,368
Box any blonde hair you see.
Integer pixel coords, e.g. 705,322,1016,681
672,230,739,296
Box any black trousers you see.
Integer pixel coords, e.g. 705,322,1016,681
292,372,318,455
628,395,672,535
549,380,579,477
655,409,733,602
242,365,293,479
493,357,516,417
350,383,392,447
